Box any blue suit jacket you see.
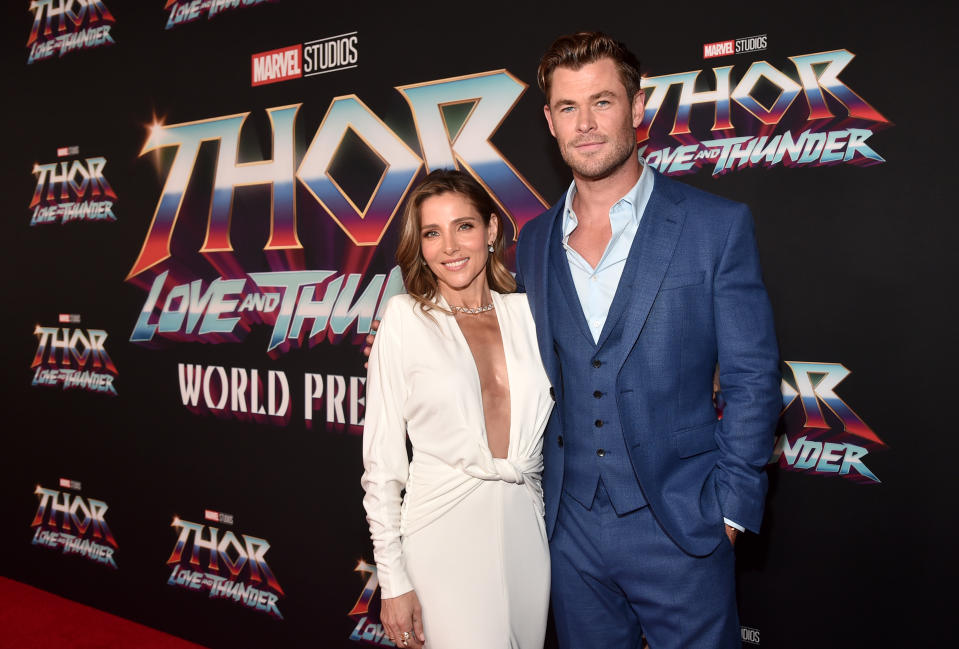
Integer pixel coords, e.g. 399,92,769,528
515,170,781,557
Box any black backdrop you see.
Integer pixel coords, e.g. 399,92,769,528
2,2,953,647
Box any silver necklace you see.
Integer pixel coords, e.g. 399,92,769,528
450,303,495,315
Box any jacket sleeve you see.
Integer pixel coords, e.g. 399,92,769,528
712,206,781,533
360,297,414,598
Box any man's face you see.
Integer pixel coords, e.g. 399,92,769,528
544,58,644,181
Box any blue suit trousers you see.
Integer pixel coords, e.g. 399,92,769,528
550,482,740,649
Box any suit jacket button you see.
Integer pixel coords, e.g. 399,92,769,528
594,419,603,428
593,390,603,399
592,359,602,368
596,448,606,457
557,435,564,448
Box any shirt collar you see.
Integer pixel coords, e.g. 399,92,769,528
561,158,653,239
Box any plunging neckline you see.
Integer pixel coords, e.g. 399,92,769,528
441,291,515,461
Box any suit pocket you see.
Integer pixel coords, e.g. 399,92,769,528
661,271,705,290
672,421,719,458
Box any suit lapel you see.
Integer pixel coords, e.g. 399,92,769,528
527,199,564,388
604,177,687,372
550,219,597,347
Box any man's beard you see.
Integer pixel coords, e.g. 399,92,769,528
561,127,637,180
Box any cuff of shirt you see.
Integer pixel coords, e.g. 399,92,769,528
377,565,415,600
723,518,745,533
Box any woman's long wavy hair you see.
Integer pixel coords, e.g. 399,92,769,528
396,169,516,315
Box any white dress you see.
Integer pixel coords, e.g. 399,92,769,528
362,291,553,649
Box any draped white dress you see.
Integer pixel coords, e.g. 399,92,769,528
362,291,553,649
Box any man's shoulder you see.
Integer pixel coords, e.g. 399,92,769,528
518,194,565,246
655,171,746,214
652,172,751,234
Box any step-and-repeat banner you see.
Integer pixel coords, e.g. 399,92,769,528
3,2,950,647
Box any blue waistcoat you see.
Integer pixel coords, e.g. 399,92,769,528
548,219,647,514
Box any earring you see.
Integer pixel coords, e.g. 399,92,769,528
488,244,494,253
421,259,427,266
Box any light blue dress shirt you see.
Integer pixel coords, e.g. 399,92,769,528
561,163,654,343
561,163,745,533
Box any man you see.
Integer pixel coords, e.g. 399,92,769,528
514,32,780,649
366,32,780,649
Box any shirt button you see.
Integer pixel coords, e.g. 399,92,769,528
592,360,602,368
591,276,598,282
596,449,606,457
594,419,603,428
593,390,603,399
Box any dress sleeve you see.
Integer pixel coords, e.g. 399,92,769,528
360,297,415,598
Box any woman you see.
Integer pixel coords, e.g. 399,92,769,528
362,169,553,649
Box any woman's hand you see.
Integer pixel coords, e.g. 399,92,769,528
380,590,426,648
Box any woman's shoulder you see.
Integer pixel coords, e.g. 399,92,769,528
376,294,415,333
383,292,417,313
494,291,535,325
496,290,531,310
381,293,444,328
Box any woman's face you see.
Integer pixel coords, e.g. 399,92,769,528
418,191,497,298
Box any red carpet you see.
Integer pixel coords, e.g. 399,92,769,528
0,577,209,649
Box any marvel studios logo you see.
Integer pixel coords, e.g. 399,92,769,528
703,34,767,59
251,31,358,86
56,146,79,157
251,44,302,86
303,31,358,77
204,509,235,525
58,478,82,490
741,625,761,645
58,313,81,323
